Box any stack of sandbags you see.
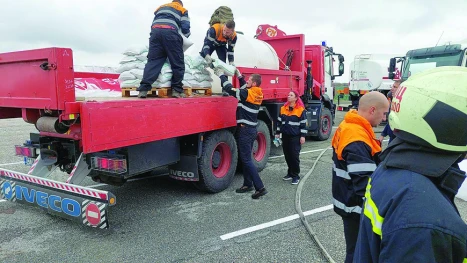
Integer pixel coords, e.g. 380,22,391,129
117,48,213,89
117,47,148,88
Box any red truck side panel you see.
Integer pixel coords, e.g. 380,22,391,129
79,96,238,153
0,48,75,110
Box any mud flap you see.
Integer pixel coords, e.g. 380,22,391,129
168,155,199,182
0,168,115,229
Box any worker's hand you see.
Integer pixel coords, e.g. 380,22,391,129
378,135,384,143
300,137,306,145
235,68,242,78
205,55,213,65
229,61,235,66
275,134,280,139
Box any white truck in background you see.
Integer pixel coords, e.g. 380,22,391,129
388,39,467,82
348,54,402,108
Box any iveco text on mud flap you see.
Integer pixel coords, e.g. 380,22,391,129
0,168,116,229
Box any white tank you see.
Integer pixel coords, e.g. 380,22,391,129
349,54,403,92
208,33,280,93
185,32,280,93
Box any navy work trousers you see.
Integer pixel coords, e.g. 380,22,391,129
238,125,264,191
282,134,301,179
342,216,360,263
138,28,184,93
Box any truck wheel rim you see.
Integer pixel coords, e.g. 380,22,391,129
322,115,330,134
253,132,266,162
211,142,231,178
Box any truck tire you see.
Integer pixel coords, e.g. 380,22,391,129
195,130,238,193
253,120,271,172
313,108,332,141
236,120,271,172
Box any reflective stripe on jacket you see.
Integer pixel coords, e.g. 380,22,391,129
220,76,263,127
201,23,237,62
276,105,307,137
152,2,191,37
331,109,381,219
354,166,467,263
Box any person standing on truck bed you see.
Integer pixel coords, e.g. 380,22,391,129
200,20,237,67
137,0,191,99
275,91,307,185
331,91,388,263
216,70,268,199
354,67,467,263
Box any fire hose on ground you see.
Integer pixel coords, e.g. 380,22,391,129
294,147,336,263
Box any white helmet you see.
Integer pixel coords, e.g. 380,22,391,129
389,66,467,152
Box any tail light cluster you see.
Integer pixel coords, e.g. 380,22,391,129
91,156,127,174
15,145,38,158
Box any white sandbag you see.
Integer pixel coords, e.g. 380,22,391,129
193,73,212,82
135,62,146,69
199,80,212,87
123,48,141,56
116,62,141,73
120,55,137,64
181,34,194,52
182,80,192,87
136,52,148,61
161,63,172,74
158,73,172,83
120,79,140,88
130,69,144,79
152,81,171,88
183,73,195,81
190,55,207,69
118,71,136,82
212,59,236,76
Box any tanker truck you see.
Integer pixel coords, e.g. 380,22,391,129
0,24,344,229
388,39,467,81
348,54,402,108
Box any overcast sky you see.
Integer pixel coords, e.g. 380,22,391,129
1,0,466,82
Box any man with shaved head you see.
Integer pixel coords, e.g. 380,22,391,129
330,91,389,263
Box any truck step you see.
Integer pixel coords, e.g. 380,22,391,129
121,87,212,98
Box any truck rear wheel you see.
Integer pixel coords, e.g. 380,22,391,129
313,108,332,141
252,120,271,172
195,130,238,193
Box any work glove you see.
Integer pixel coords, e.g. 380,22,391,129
235,68,242,78
214,68,224,77
205,55,213,65
229,61,235,66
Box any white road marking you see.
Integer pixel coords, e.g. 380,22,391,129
0,162,22,167
220,204,333,240
269,148,332,160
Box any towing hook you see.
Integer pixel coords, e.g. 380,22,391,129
40,62,57,71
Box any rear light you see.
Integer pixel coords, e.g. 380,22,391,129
15,145,38,158
91,156,127,174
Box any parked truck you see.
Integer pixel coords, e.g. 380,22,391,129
348,53,402,108
388,39,467,81
0,24,344,229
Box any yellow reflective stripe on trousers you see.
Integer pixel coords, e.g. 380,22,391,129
363,178,384,237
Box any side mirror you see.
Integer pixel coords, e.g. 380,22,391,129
338,54,345,63
338,63,344,76
388,58,396,73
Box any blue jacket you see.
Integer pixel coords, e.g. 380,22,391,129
354,138,467,263
152,2,191,37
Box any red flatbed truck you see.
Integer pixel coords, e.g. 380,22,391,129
0,27,344,229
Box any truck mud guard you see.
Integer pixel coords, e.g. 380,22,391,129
0,168,116,229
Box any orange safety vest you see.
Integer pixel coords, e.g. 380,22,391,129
212,23,237,43
155,2,187,15
332,109,381,160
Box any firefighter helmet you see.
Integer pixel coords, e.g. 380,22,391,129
389,66,467,152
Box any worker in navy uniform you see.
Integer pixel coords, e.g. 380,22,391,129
378,79,401,144
331,91,389,263
216,69,267,199
200,20,237,66
354,67,467,263
275,91,307,185
137,0,191,99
